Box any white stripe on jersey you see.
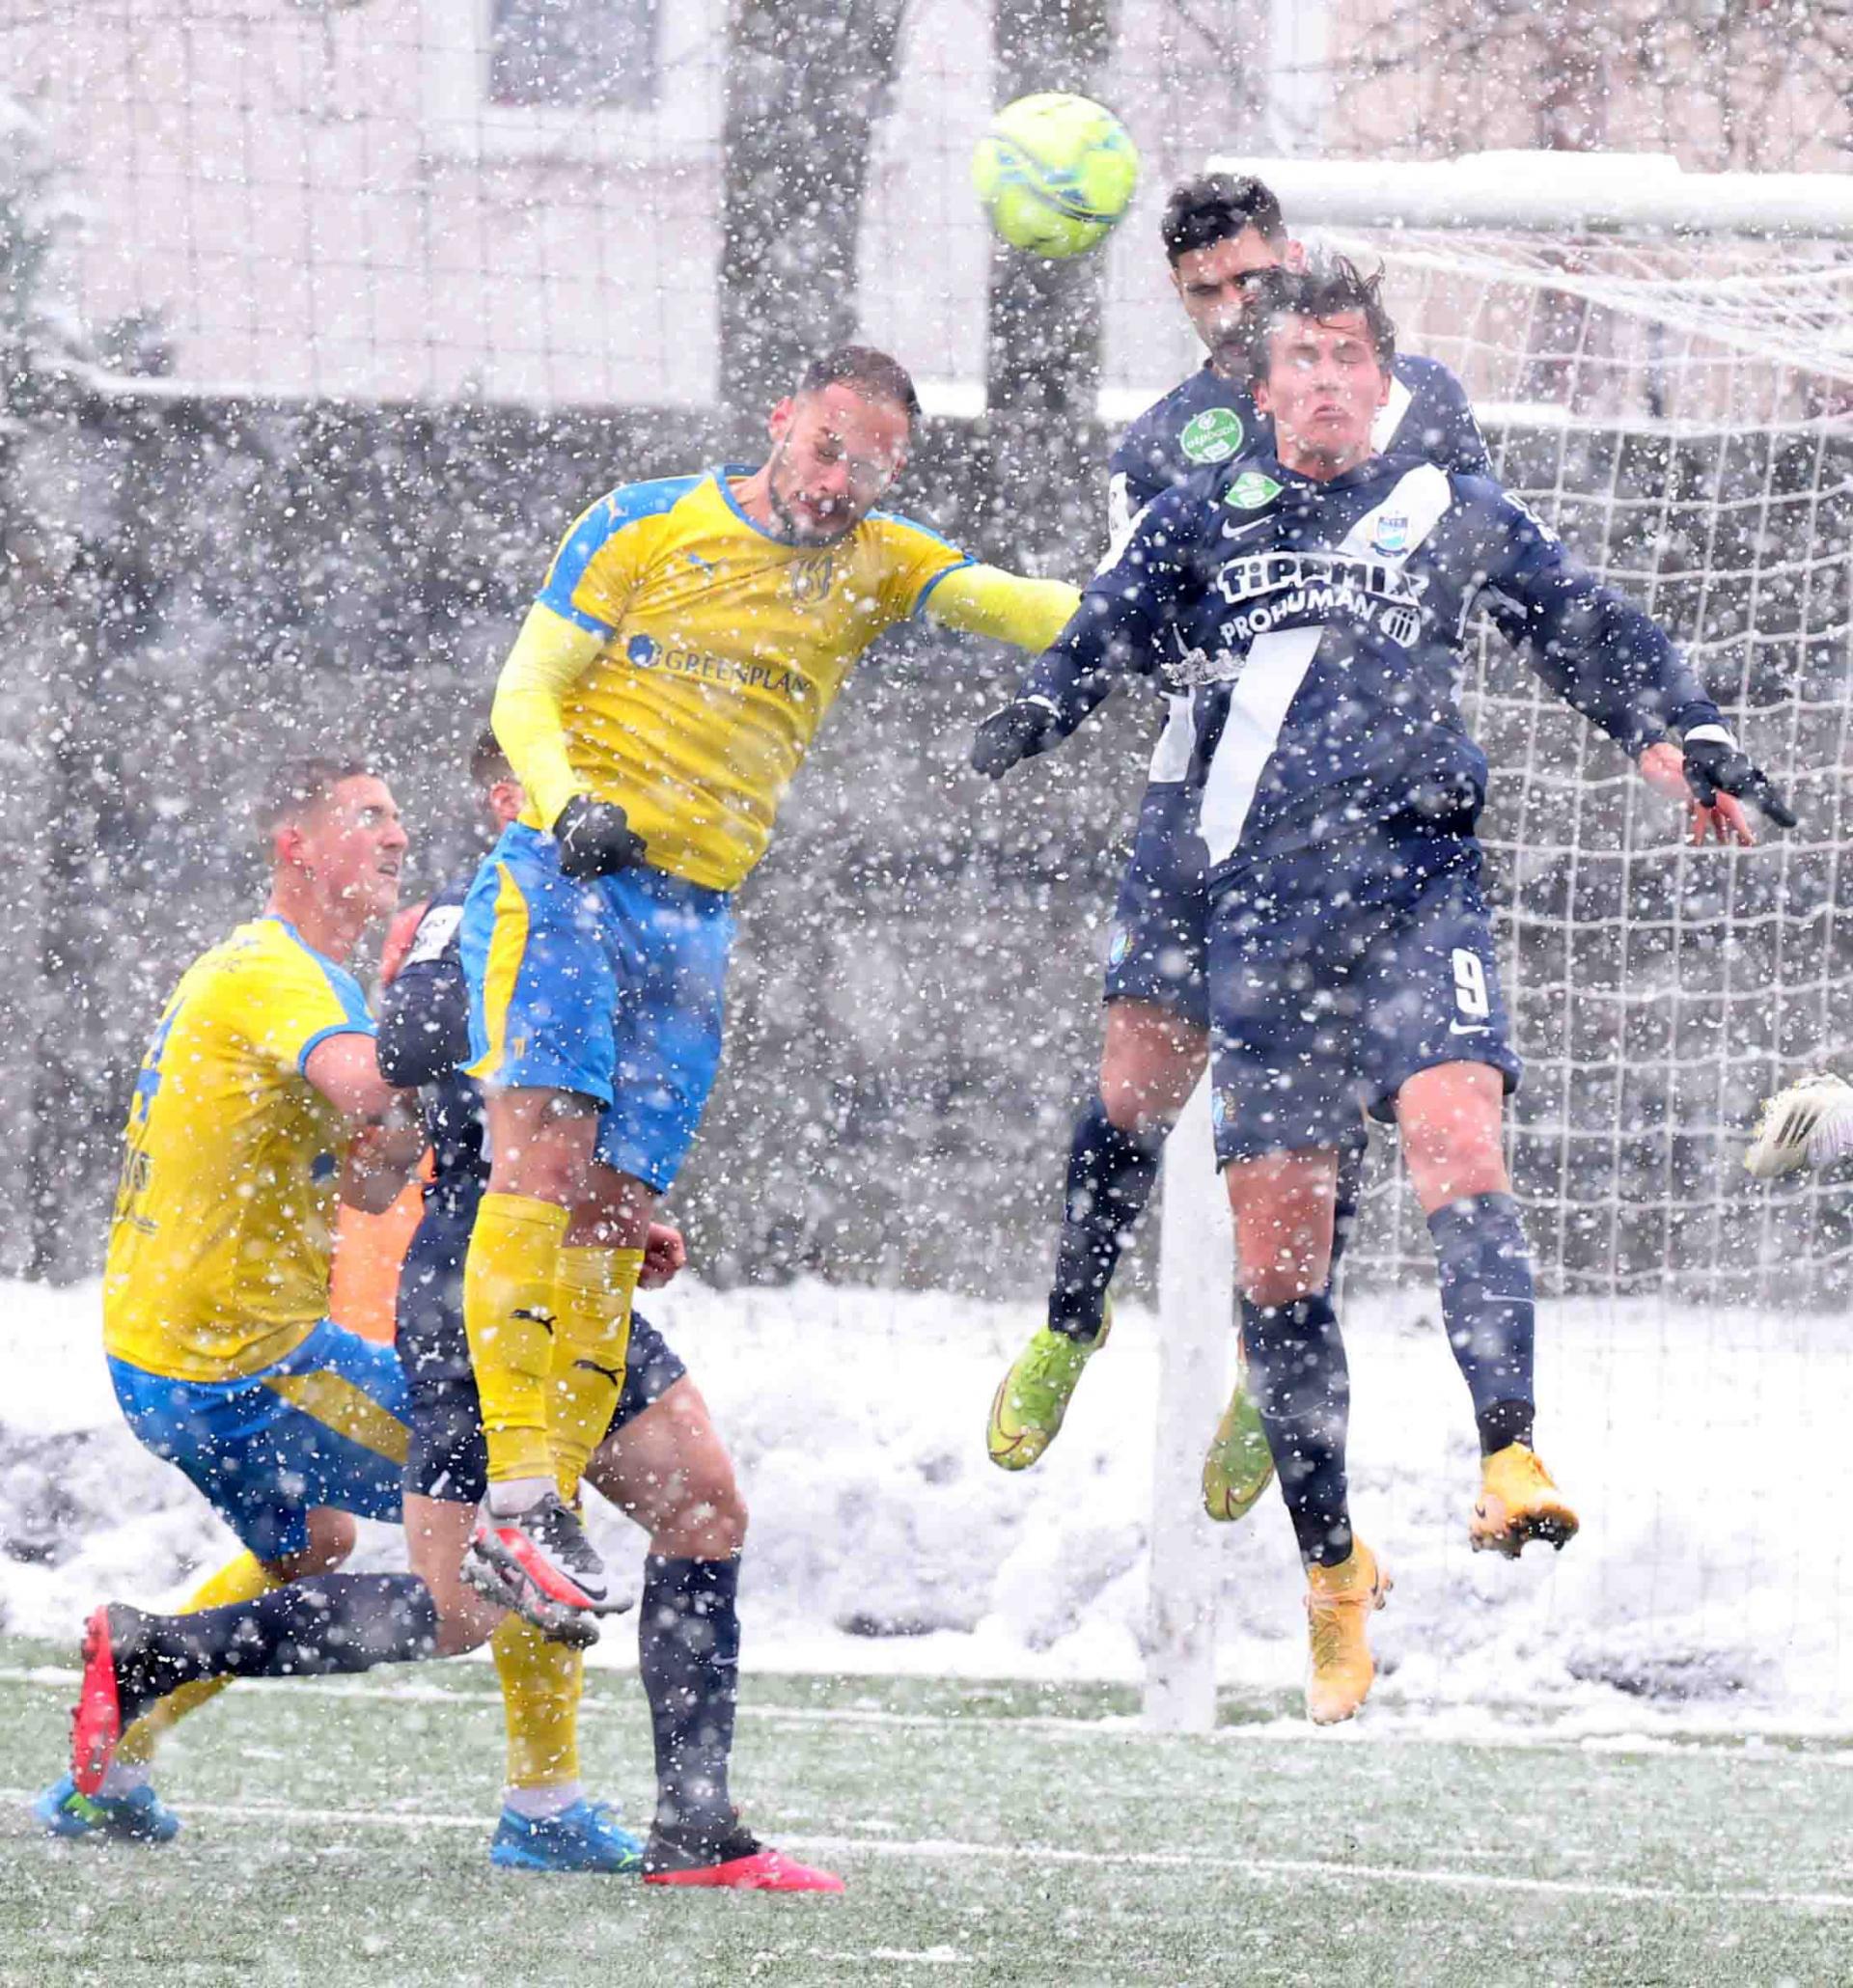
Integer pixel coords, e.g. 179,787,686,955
1373,375,1414,452
1107,471,1134,541
1148,692,1196,782
1197,462,1455,867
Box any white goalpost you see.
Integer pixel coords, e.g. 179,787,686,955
1143,152,1853,1733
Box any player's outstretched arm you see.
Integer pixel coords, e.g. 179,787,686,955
923,564,1078,652
969,493,1196,778
1475,485,1796,835
492,603,602,823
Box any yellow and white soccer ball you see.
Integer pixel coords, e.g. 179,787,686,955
971,92,1140,260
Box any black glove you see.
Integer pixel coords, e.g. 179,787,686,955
972,702,1056,780
1682,734,1798,830
554,795,647,879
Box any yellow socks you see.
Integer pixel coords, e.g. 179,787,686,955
492,1613,583,1792
550,1245,644,1501
464,1191,570,1487
116,1550,281,1766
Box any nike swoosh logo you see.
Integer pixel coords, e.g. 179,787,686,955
1449,1022,1489,1035
1220,516,1275,542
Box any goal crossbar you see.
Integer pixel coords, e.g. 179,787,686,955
1205,152,1853,241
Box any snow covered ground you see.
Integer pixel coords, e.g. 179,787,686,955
3,1275,1847,1737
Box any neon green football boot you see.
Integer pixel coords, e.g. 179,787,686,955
986,1303,1113,1472
1202,1335,1276,1522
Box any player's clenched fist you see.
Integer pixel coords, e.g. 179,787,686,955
1681,732,1797,830
972,701,1057,779
553,794,646,878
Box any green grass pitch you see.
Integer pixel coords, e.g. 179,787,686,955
1,1638,1847,1986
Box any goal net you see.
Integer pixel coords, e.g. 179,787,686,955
1148,153,1853,1730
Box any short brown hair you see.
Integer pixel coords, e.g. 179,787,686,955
469,725,512,790
257,754,370,839
795,345,920,421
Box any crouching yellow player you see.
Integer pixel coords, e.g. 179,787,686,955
40,759,426,1840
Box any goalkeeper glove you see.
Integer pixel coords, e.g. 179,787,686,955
972,701,1058,780
554,795,646,879
1681,732,1798,830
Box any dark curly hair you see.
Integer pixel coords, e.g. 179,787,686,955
1238,256,1397,388
1160,172,1286,263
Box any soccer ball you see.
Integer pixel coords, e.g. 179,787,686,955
971,92,1139,260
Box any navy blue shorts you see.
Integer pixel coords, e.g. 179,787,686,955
1102,782,1211,1031
396,1183,686,1504
1206,825,1521,1167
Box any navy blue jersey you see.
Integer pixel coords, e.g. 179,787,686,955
1014,448,1723,881
1110,353,1491,537
1111,353,1497,793
375,881,484,1203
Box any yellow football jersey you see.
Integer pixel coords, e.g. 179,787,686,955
527,470,972,892
103,918,378,1384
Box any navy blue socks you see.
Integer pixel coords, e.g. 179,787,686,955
1048,1094,1164,1339
640,1555,741,1832
1426,1191,1536,1455
1231,1182,1535,1569
1240,1294,1353,1566
113,1574,440,1726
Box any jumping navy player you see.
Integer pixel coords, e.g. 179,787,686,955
976,261,1793,1722
986,176,1498,1500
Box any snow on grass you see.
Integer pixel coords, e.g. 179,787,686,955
2,1275,1846,1732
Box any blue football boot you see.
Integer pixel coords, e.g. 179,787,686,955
34,1773,180,1844
488,1798,645,1874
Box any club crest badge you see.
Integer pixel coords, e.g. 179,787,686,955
788,553,836,607
1224,471,1282,511
1371,513,1409,555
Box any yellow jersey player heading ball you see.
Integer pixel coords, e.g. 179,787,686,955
457,344,1078,1888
